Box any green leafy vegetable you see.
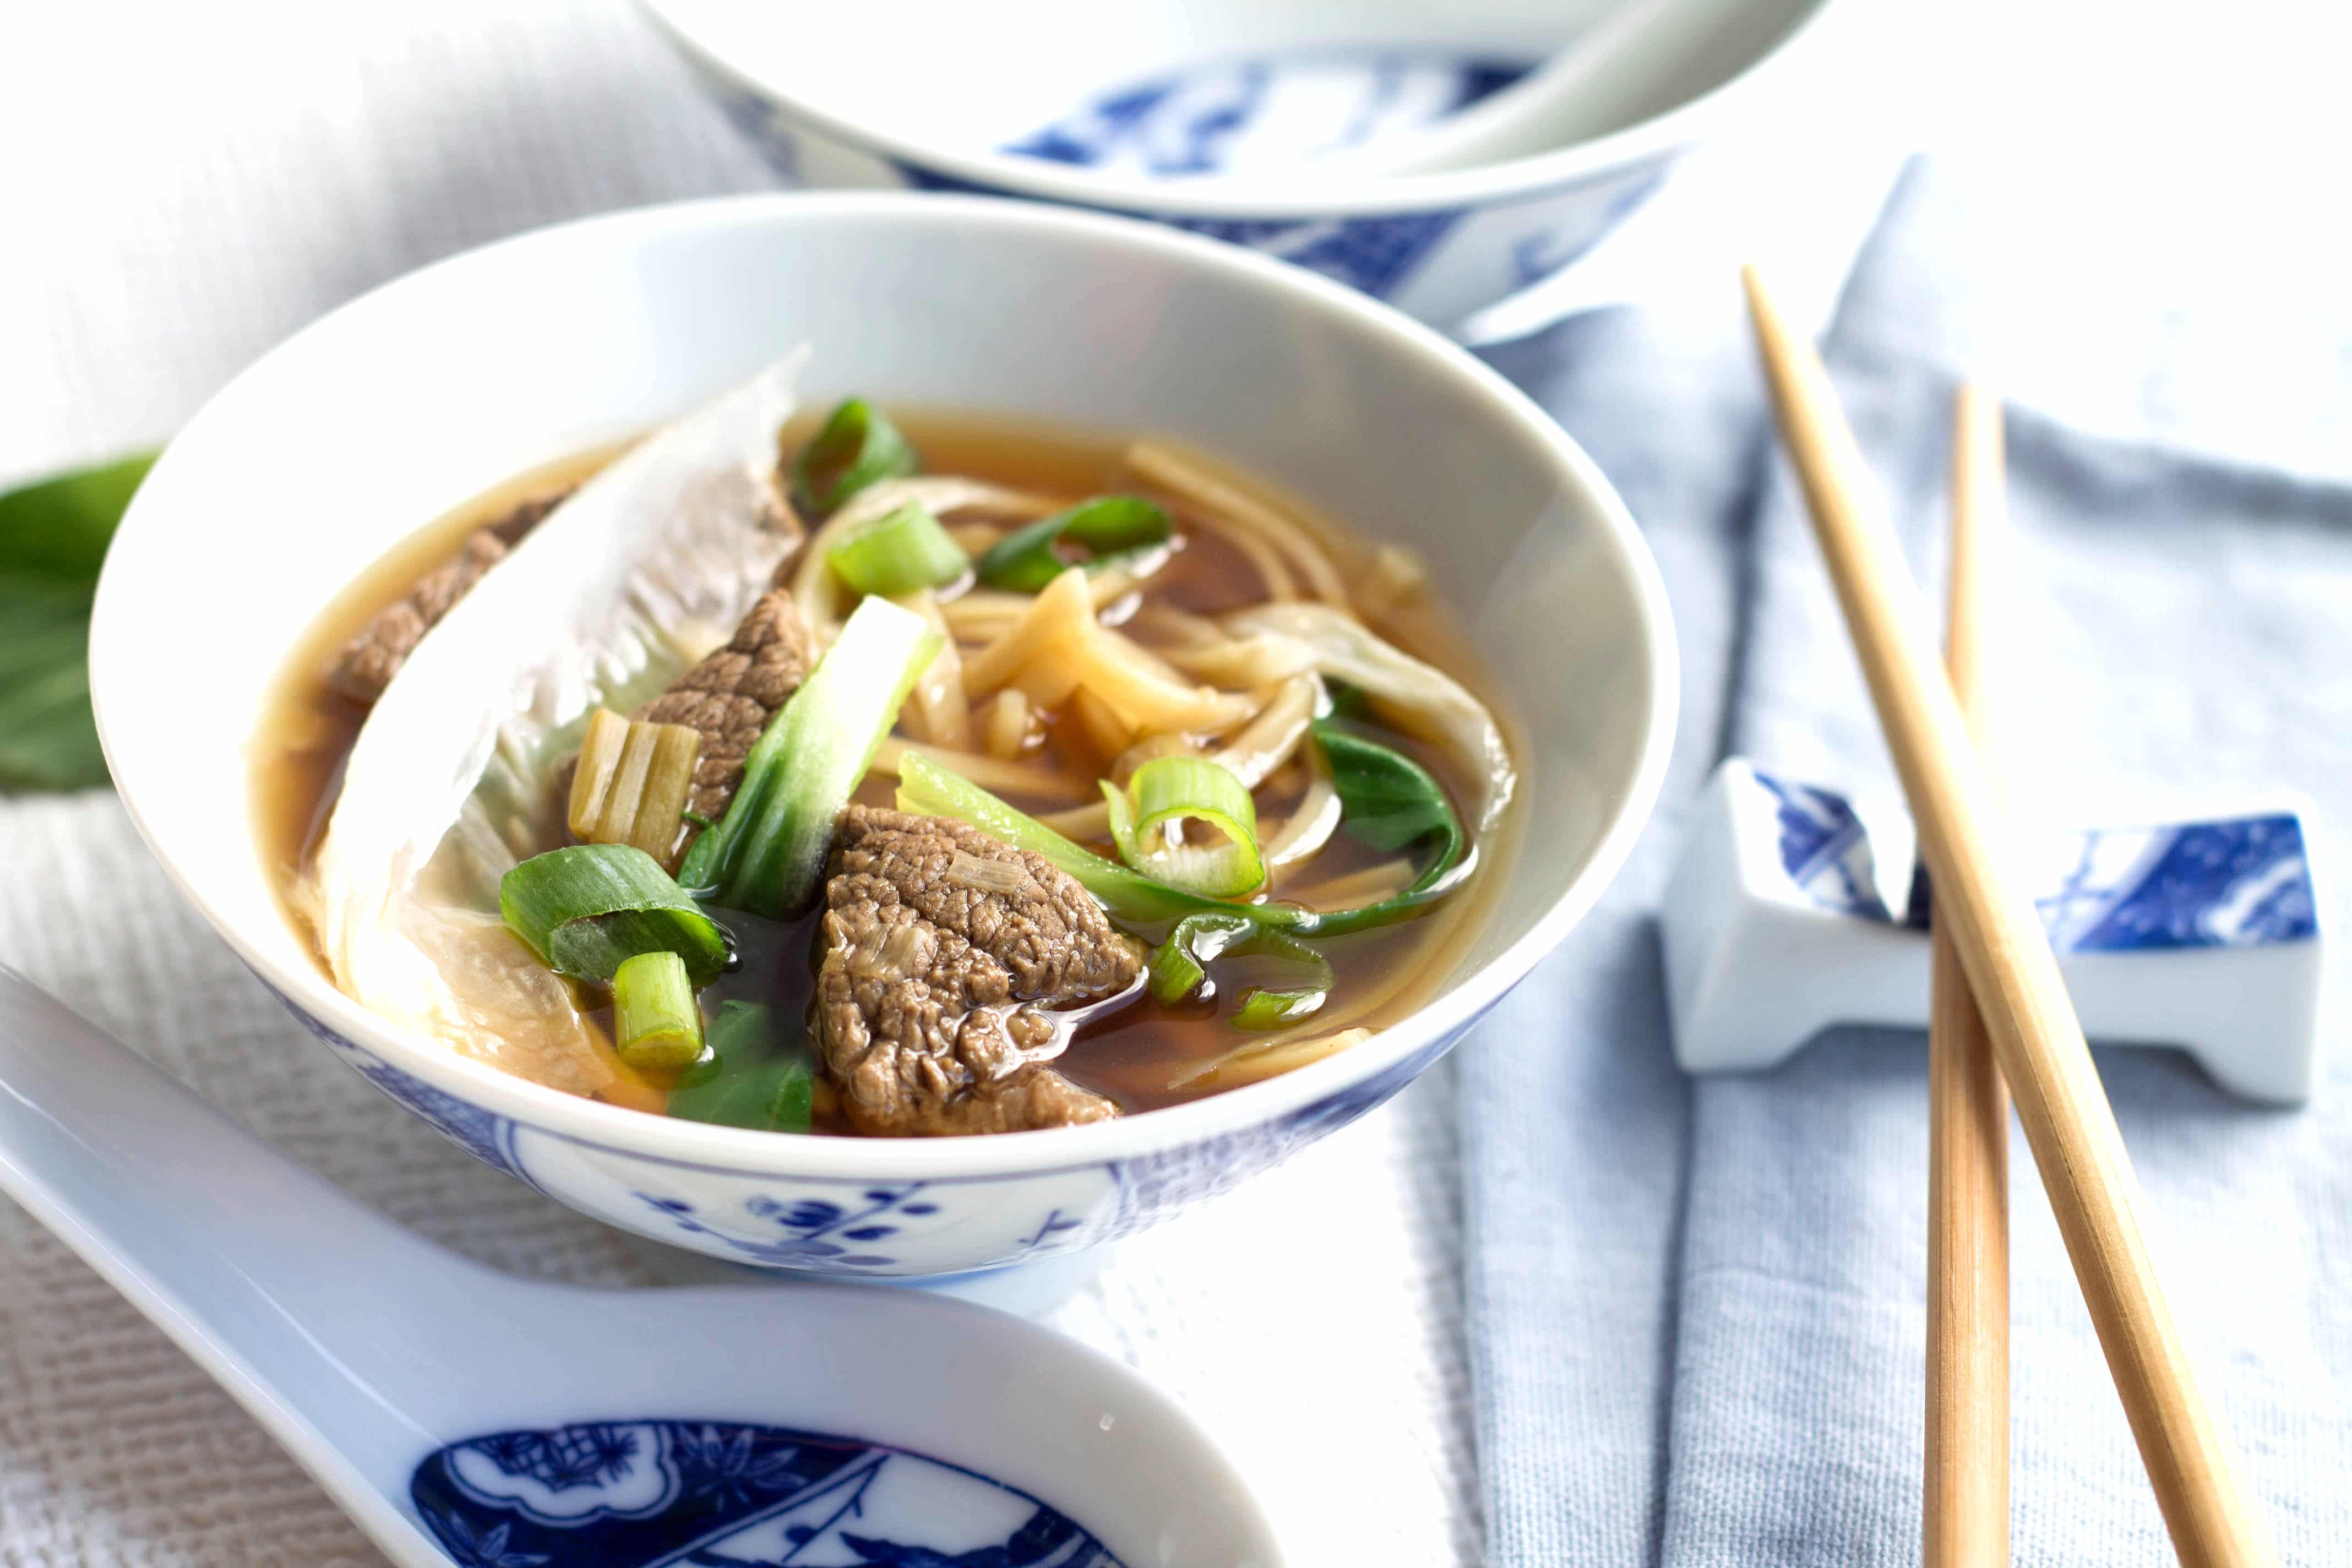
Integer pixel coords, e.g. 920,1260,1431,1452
791,398,917,516
0,450,159,793
499,843,734,984
827,499,968,596
1150,911,1332,1029
976,496,1171,591
666,1000,815,1132
679,595,941,917
1301,720,1472,937
1103,755,1265,899
611,949,705,1071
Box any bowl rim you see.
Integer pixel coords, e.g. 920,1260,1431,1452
638,0,1845,220
92,189,1678,1181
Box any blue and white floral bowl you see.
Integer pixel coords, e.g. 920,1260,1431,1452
91,194,1676,1280
642,0,1843,338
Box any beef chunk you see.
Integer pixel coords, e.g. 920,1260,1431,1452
815,807,1142,1136
633,590,813,822
330,491,568,704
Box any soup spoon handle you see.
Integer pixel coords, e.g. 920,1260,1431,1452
0,963,500,1556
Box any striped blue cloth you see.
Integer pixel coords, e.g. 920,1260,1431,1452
1462,157,2352,1566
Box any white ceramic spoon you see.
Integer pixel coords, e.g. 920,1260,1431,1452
0,966,1283,1568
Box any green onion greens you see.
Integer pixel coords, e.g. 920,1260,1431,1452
1150,911,1333,1030
976,496,1172,592
1103,755,1266,899
827,499,968,597
499,842,734,985
791,398,918,516
895,731,1468,941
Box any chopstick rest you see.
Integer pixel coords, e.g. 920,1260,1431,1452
1660,758,2326,1103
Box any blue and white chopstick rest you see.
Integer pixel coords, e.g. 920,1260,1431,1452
1662,758,2326,1102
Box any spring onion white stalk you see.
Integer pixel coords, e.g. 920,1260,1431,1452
611,950,705,1072
567,707,701,865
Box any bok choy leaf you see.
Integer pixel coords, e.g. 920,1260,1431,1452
679,594,941,917
666,1000,815,1132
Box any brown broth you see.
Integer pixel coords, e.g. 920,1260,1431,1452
251,410,1521,1130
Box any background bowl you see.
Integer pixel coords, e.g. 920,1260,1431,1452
641,0,1840,338
91,194,1675,1280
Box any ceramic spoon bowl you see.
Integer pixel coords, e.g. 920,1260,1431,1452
0,967,1282,1567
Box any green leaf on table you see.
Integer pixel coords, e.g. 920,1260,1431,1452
0,450,158,794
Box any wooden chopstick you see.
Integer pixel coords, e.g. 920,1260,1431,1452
1741,266,2275,1568
1924,383,2012,1568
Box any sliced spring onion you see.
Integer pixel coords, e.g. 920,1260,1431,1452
611,950,705,1072
499,843,734,984
1234,987,1327,1031
1102,755,1266,899
679,595,941,917
665,1000,816,1132
895,750,1233,928
827,500,968,597
896,739,1471,939
976,495,1171,592
1150,911,1333,1028
791,398,917,516
567,707,701,866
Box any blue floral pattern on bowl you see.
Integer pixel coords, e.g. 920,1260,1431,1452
1001,53,1529,178
682,50,1678,330
415,1419,1121,1566
253,963,1478,1280
891,161,1467,302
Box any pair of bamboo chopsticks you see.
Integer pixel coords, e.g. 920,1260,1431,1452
1741,268,2275,1568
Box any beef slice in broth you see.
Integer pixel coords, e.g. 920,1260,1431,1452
329,490,569,703
815,807,1144,1135
635,589,813,823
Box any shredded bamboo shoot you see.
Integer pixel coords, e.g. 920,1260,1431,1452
891,590,971,750
1126,440,1348,604
870,736,1093,803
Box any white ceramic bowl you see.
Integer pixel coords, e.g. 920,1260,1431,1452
642,0,1842,337
91,194,1675,1280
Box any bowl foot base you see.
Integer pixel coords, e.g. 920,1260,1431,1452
616,1228,1113,1316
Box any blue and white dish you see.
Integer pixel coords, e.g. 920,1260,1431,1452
1661,759,2329,1102
639,0,1844,338
90,194,1678,1281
